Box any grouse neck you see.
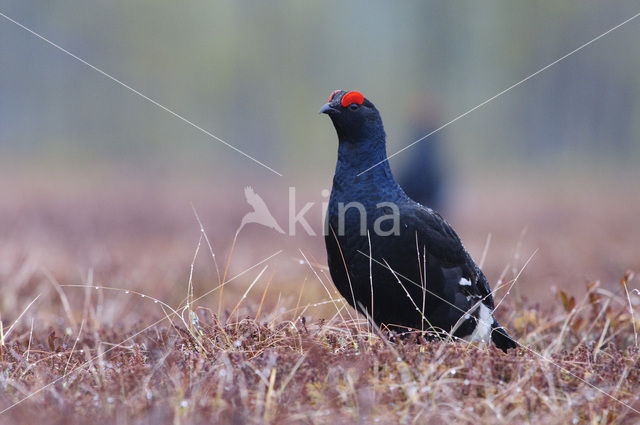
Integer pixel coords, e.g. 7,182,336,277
335,136,395,184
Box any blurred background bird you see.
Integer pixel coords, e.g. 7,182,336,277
397,93,449,212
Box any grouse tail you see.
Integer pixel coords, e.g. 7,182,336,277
491,321,517,353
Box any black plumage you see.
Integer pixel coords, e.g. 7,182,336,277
320,90,516,352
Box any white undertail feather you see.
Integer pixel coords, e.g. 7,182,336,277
458,277,472,286
466,304,493,344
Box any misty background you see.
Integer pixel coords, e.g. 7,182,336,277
1,1,639,181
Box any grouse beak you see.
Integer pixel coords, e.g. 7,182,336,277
318,103,338,115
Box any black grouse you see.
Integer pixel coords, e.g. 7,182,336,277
320,90,516,352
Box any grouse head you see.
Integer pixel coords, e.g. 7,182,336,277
319,90,383,142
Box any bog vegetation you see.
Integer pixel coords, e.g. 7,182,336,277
1,178,639,424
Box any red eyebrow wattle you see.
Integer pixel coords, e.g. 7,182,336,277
341,91,364,107
328,90,341,102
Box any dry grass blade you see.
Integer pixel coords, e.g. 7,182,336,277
191,203,222,286
63,319,85,375
620,270,638,347
227,265,269,320
2,294,40,345
298,248,351,329
42,267,76,329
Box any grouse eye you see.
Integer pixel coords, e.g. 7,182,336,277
349,103,359,111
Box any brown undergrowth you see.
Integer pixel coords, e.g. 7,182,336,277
1,175,639,424
1,272,639,425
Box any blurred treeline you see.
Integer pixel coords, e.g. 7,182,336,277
1,1,639,178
